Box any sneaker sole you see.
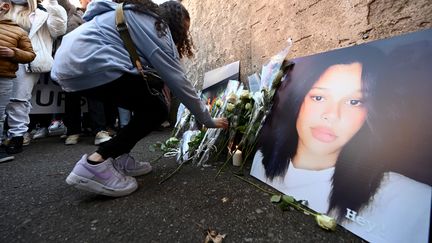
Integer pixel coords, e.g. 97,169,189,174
94,137,112,145
65,172,137,197
0,156,15,163
65,140,79,145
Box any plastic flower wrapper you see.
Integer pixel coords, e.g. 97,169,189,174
193,127,223,166
177,129,203,162
233,60,294,167
172,103,191,138
247,72,261,94
191,84,237,166
259,38,293,90
271,194,337,231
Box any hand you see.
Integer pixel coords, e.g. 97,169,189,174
212,117,229,129
0,46,14,58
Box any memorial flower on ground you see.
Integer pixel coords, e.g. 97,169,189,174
271,194,337,231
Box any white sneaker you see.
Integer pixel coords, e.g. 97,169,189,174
66,154,138,197
32,127,48,139
23,132,31,146
65,134,80,145
113,154,152,177
94,131,112,145
48,120,67,136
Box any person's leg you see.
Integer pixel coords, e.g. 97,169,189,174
104,101,118,134
64,92,82,145
118,107,131,128
87,98,112,145
0,77,15,163
64,92,82,135
83,74,168,159
66,73,168,196
5,65,40,153
0,77,13,144
87,97,106,134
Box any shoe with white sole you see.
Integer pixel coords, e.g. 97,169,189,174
0,147,14,163
113,154,152,177
65,154,138,197
94,131,112,145
48,120,67,136
65,134,80,145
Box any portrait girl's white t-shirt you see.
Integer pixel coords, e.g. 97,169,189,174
250,150,431,243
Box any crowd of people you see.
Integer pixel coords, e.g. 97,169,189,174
0,0,228,195
0,0,119,160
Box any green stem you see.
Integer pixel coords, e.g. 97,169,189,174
232,173,275,195
239,139,259,170
215,148,236,179
289,202,317,216
159,160,188,184
213,137,229,161
150,153,164,164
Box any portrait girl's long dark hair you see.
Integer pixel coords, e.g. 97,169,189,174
257,44,386,220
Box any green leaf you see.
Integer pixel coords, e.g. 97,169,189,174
149,142,163,152
282,195,295,204
148,144,157,152
270,194,282,203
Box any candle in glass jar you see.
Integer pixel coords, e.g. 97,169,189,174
232,148,242,166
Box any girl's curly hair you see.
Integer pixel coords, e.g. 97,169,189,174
115,0,167,37
159,1,194,59
114,0,193,59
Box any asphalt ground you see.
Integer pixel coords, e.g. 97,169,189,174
0,129,365,242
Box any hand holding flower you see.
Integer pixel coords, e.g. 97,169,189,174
212,117,229,129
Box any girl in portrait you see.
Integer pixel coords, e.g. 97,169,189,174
251,44,431,243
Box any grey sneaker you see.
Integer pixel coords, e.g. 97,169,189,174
66,154,138,197
113,154,152,177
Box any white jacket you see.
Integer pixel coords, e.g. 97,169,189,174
26,0,67,73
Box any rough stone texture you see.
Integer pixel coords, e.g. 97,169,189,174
181,0,432,87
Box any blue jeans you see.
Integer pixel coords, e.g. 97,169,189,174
118,107,131,128
0,77,13,143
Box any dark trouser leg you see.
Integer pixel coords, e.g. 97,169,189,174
64,92,82,135
87,98,107,134
77,73,168,159
104,101,118,131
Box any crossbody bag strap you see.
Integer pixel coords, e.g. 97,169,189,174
115,2,144,72
115,2,170,100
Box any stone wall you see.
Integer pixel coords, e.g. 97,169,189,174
180,0,432,88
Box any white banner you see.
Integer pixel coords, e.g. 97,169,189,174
30,78,87,114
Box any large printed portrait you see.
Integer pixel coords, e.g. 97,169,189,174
251,29,432,243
